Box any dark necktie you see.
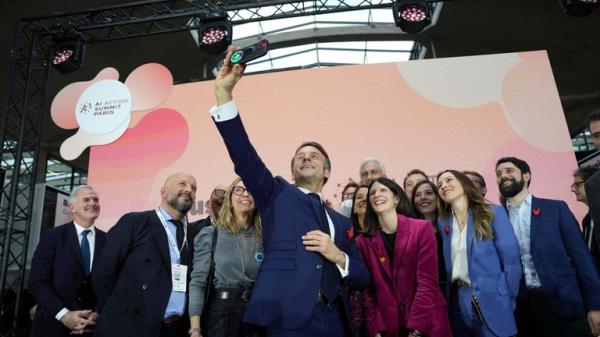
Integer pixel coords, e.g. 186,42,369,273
308,193,340,303
81,229,91,276
170,219,189,266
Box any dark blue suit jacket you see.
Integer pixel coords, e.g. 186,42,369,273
28,222,106,337
215,115,369,330
91,210,194,337
438,205,521,337
523,196,600,317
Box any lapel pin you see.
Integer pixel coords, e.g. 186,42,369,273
532,208,541,216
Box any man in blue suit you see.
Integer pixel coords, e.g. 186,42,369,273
209,46,369,337
495,157,600,337
28,185,106,337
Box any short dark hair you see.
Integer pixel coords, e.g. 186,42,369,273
402,169,428,188
573,166,599,182
495,157,531,187
463,170,486,188
290,141,331,184
585,109,600,131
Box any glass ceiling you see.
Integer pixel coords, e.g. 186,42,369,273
192,6,436,73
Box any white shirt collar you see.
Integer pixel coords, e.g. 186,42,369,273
297,187,323,201
73,221,95,236
507,193,532,209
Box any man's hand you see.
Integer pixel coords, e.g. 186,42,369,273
588,310,600,336
215,46,246,106
302,230,346,268
60,310,95,331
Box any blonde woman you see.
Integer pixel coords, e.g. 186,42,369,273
188,177,263,337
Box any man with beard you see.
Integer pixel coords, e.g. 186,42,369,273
190,184,227,234
337,157,386,217
495,157,600,337
92,173,197,337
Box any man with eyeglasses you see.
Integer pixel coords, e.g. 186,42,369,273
191,184,227,234
572,166,600,271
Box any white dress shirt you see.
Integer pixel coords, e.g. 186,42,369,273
451,215,471,285
507,194,541,288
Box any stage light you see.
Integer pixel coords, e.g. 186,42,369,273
198,11,232,54
559,0,599,16
392,0,431,34
50,31,85,73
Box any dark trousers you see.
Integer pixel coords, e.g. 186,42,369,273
159,318,187,337
205,297,264,337
266,299,349,337
515,288,591,337
449,285,498,337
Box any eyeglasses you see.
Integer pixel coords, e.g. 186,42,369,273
232,186,250,196
570,181,585,189
342,192,355,201
212,189,226,198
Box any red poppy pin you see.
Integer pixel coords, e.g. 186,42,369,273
444,225,450,235
532,208,541,216
346,227,354,239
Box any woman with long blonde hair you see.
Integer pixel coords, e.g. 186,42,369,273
188,177,263,337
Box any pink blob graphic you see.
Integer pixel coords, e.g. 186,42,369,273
502,56,571,152
124,63,173,111
50,68,119,129
88,108,189,221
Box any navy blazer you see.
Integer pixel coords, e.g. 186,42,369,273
520,196,600,317
91,210,194,337
438,205,521,337
215,115,370,330
28,222,106,337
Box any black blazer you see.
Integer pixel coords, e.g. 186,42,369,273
91,210,193,337
28,222,106,337
586,172,600,271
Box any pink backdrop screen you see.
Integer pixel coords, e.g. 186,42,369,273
87,51,585,230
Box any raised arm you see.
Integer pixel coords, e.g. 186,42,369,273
210,47,278,211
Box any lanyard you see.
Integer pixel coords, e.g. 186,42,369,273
155,208,187,262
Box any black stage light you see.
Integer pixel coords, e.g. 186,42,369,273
198,11,232,54
50,31,85,73
392,0,431,34
559,0,598,16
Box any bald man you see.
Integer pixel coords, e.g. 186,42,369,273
92,173,197,337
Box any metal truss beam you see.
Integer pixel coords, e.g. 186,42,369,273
0,1,429,336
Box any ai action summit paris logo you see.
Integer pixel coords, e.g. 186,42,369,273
50,63,174,160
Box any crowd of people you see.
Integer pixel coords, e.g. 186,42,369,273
27,46,600,337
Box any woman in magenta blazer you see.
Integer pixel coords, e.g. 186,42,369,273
356,177,452,337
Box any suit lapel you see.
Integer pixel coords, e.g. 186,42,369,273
392,215,410,280
151,212,172,272
92,231,106,269
441,217,452,280
66,222,85,274
467,211,475,261
371,233,393,280
530,196,540,250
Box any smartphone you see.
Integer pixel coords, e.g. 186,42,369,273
212,39,269,76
